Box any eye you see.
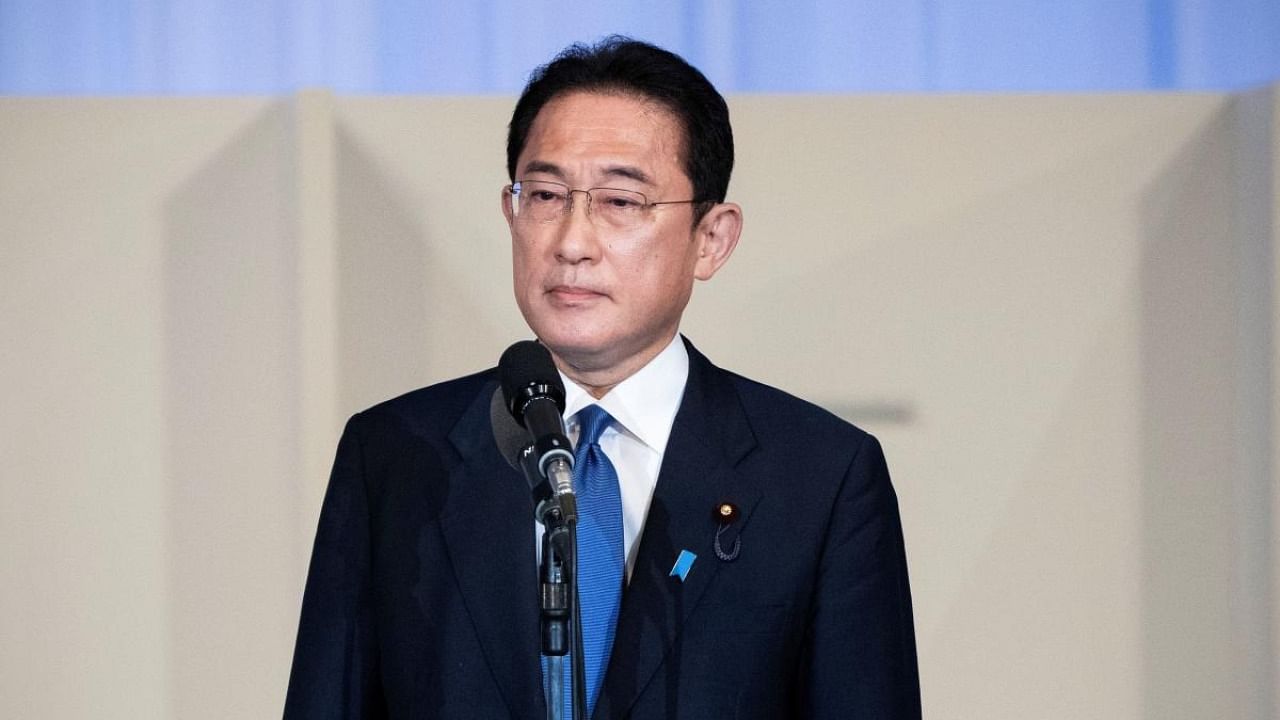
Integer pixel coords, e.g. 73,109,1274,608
529,190,561,203
596,190,645,211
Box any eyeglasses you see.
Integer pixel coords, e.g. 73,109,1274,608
505,179,700,230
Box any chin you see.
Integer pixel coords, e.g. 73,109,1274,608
537,332,607,359
533,328,617,367
525,309,605,349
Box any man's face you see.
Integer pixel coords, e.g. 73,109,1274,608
505,91,729,380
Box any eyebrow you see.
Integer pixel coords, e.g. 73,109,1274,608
521,160,565,179
600,165,652,186
520,161,653,187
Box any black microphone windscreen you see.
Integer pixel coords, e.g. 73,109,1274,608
489,387,526,471
498,340,566,425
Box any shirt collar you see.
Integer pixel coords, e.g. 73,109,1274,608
560,334,689,452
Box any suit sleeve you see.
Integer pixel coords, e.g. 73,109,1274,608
798,433,921,719
283,415,388,719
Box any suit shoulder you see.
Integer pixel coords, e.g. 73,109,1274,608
346,367,496,438
707,366,892,503
720,368,872,447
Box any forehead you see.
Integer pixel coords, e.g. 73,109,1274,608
518,91,686,184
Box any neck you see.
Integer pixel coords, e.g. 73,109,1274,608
551,334,677,399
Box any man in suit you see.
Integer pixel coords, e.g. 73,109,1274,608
284,37,920,719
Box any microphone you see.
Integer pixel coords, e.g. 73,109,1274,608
498,341,576,522
497,343,581,714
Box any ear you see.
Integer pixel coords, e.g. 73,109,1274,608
501,185,515,228
692,202,743,281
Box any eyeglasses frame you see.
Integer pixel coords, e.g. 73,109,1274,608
505,179,702,225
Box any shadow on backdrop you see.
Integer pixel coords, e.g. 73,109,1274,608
1138,90,1274,720
162,101,302,717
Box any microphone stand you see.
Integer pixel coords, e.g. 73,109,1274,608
520,446,587,720
540,512,569,720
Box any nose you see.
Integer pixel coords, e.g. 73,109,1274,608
553,190,601,264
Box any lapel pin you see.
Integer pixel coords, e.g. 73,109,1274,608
714,502,739,523
670,549,697,582
713,501,742,562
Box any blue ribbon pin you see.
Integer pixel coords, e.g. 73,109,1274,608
669,550,697,582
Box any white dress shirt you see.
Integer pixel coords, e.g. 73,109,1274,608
556,333,689,579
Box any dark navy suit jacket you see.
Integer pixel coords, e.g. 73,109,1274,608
284,341,920,719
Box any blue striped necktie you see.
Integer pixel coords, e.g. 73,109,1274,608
562,404,624,718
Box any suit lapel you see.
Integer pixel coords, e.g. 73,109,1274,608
439,382,544,720
596,342,761,718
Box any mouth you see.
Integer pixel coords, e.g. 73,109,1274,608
546,285,606,304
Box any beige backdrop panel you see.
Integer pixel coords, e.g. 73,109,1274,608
1,90,1275,719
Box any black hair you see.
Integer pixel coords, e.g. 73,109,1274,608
506,36,733,222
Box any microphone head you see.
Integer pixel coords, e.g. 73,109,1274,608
490,386,555,510
498,340,566,427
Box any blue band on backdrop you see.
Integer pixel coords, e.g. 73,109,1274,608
2,1,1278,94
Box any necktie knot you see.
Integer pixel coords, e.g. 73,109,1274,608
575,404,614,448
